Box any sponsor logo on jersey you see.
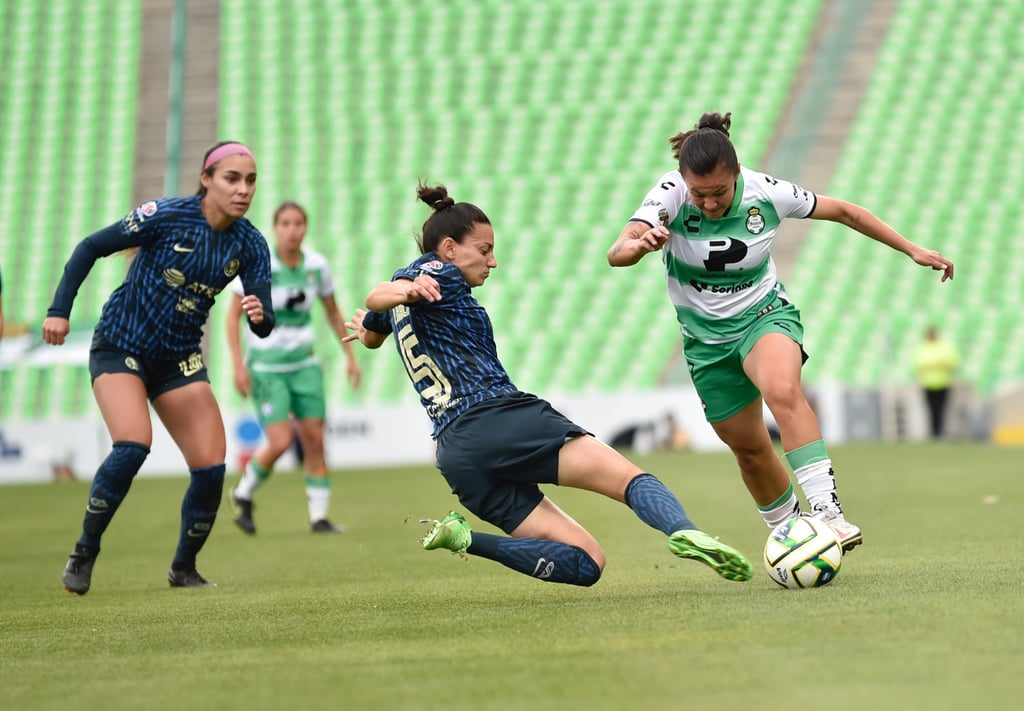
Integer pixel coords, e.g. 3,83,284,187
689,279,755,294
173,242,195,253
187,282,219,297
745,207,765,235
162,268,186,287
175,296,198,313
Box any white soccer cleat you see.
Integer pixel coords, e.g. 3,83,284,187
811,510,863,553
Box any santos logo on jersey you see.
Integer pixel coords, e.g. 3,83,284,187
745,207,766,235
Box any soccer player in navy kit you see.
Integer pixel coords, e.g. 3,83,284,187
43,141,275,594
343,183,753,587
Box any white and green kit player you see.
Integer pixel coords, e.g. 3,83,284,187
610,112,954,552
227,201,362,533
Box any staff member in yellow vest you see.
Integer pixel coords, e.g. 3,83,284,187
913,325,961,439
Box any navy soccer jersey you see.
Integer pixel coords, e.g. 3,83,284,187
49,195,273,358
362,253,517,437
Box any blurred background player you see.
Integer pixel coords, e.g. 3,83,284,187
913,325,961,439
608,111,955,552
226,201,362,534
344,182,753,587
43,141,274,594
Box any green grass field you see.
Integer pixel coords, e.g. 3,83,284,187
1,443,1022,711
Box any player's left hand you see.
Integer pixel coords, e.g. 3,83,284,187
909,246,954,281
347,360,362,389
241,294,264,323
343,309,366,343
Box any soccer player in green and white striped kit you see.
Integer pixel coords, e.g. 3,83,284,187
226,201,362,534
610,112,954,552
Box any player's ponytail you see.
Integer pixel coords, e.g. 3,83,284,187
668,111,739,177
415,182,490,254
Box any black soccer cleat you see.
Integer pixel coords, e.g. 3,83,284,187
311,519,346,534
62,544,99,595
229,488,256,535
168,566,217,588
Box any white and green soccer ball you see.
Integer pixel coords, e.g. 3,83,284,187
764,515,843,589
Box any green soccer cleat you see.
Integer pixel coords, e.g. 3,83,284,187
420,511,472,557
668,529,754,582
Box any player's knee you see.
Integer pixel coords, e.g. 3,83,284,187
574,547,603,587
263,430,294,459
761,381,804,414
109,441,151,475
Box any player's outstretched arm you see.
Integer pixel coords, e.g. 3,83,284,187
343,309,388,349
811,195,954,281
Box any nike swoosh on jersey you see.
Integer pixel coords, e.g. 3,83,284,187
173,243,195,253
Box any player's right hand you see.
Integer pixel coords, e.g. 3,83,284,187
407,274,441,302
233,368,252,397
42,316,71,345
638,225,670,252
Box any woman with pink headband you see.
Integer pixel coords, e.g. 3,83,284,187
43,140,276,594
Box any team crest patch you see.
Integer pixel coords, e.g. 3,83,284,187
745,207,765,235
658,207,670,226
419,260,445,274
136,200,158,219
224,259,240,277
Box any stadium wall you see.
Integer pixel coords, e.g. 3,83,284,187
2,382,916,486
0,386,723,484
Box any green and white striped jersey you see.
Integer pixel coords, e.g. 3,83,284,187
232,248,334,372
630,166,816,344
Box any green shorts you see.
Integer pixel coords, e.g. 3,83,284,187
250,365,326,426
683,302,806,423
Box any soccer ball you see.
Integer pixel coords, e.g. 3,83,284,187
763,515,843,589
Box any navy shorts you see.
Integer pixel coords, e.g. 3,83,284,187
89,330,210,401
435,392,591,534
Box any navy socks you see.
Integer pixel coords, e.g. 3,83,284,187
468,533,601,586
78,441,150,550
172,464,226,570
624,472,696,535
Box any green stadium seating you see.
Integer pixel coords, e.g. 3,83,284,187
7,0,1018,421
214,0,822,409
787,0,1024,394
0,2,140,417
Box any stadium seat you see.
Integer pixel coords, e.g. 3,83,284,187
0,2,140,417
211,0,824,405
787,0,1024,394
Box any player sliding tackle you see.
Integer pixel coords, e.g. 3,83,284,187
343,182,753,586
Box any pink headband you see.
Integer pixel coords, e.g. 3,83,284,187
203,143,254,170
